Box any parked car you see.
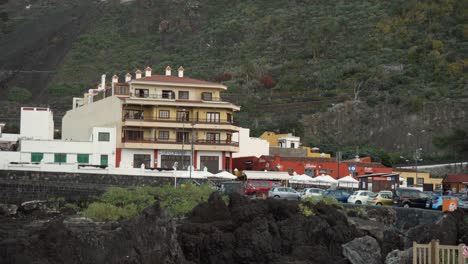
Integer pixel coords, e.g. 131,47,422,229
302,188,324,198
393,187,429,208
347,190,373,204
428,195,461,210
366,192,393,206
458,196,468,211
244,180,279,196
268,187,302,200
323,189,351,203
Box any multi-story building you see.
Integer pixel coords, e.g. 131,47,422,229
62,66,240,173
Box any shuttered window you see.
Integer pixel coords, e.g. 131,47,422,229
77,154,89,164
31,153,43,163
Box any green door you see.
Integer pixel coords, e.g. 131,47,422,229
100,155,108,166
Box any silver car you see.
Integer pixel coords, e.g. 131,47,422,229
268,187,301,200
302,188,324,198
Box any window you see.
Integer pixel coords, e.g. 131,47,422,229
98,132,110,142
206,112,220,123
124,110,143,120
416,178,424,184
77,154,89,164
226,133,232,143
159,110,170,119
227,113,232,123
135,89,149,98
31,153,43,163
158,131,169,140
201,92,212,101
407,177,414,186
178,91,189,100
100,155,108,166
291,143,295,148
125,130,143,140
162,90,174,99
206,132,220,143
176,111,189,121
54,153,67,163
177,132,189,143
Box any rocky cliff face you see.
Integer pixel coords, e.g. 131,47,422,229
301,100,468,155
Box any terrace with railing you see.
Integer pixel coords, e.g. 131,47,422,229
121,137,239,146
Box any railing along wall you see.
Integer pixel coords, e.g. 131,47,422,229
413,240,467,264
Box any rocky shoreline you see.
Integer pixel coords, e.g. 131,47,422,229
1,193,467,264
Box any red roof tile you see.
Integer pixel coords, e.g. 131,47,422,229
136,74,225,87
443,174,468,183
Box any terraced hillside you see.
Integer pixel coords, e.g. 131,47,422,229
0,0,466,159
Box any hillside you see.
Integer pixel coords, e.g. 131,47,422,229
0,0,467,159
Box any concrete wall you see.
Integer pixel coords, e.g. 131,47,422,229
0,151,21,169
232,128,269,158
269,147,307,157
62,96,122,141
20,107,54,140
0,170,206,204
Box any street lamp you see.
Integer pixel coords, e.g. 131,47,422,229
407,130,425,181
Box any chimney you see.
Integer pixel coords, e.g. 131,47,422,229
135,69,142,79
165,66,172,76
145,66,152,77
125,73,132,82
100,74,106,90
112,75,118,84
178,66,184,78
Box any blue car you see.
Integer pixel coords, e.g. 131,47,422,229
429,195,460,210
323,189,351,203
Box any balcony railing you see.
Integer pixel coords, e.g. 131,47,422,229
122,137,239,146
128,93,225,102
123,116,238,126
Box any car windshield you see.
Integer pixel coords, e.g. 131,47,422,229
352,191,359,195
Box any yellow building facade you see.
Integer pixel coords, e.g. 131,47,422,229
393,169,442,191
63,66,240,172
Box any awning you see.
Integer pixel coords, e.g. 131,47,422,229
210,170,237,180
244,170,291,181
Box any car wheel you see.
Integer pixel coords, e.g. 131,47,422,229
376,203,382,206
274,195,280,199
355,201,362,205
403,203,410,208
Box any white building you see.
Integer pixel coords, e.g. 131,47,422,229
232,128,269,158
20,107,54,140
18,127,116,167
278,134,301,149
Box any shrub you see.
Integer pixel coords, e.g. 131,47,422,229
346,207,368,219
298,203,315,216
301,195,343,209
7,87,32,102
83,183,215,221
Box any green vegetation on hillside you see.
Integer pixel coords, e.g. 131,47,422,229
8,87,32,103
53,0,466,132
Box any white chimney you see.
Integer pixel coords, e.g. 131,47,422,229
145,66,152,77
165,66,172,76
100,74,106,90
112,75,118,84
135,69,142,79
125,73,132,82
178,66,184,78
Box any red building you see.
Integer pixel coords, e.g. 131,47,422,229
232,155,392,179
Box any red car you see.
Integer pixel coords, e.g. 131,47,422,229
244,180,279,196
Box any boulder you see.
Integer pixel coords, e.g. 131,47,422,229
385,248,412,264
367,207,397,225
19,200,47,213
0,204,18,216
348,217,385,242
342,235,382,264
